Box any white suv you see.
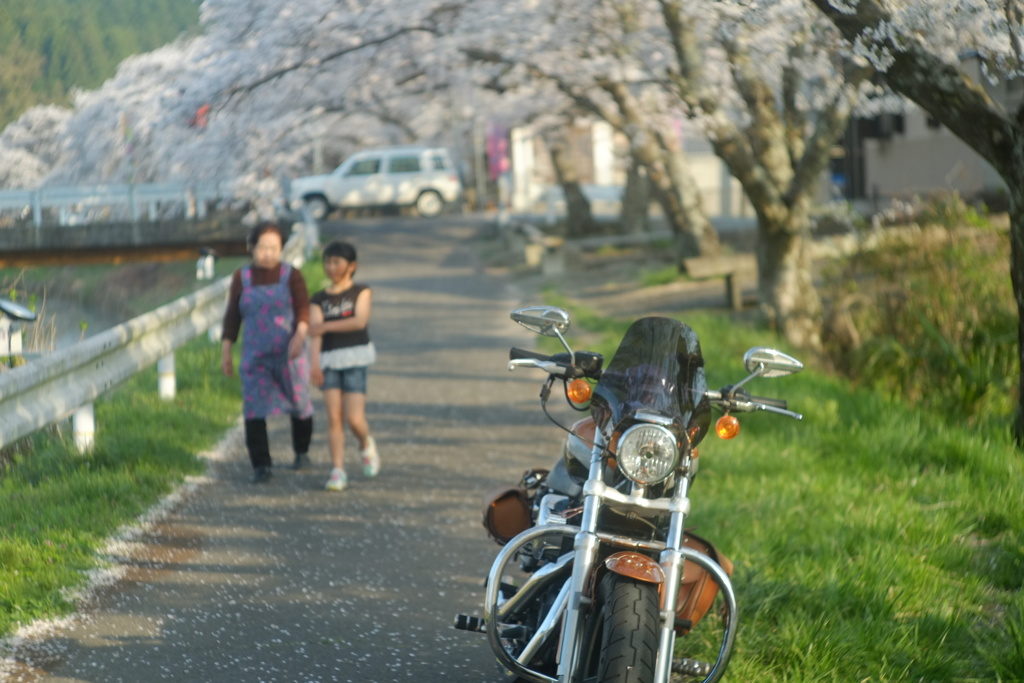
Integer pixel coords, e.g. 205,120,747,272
289,146,462,219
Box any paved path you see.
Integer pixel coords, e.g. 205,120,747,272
5,216,562,683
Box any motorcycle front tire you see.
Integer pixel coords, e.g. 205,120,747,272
586,572,660,683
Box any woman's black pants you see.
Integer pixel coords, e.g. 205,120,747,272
244,416,313,469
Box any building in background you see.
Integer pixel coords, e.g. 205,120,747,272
834,58,1018,212
508,119,752,220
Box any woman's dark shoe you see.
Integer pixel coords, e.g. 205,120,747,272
251,466,273,483
291,452,310,470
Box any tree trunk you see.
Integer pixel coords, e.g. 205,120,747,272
547,131,597,238
758,203,823,350
1008,187,1024,445
637,141,721,261
661,142,721,259
620,156,649,234
808,0,1024,445
645,164,699,257
598,81,720,258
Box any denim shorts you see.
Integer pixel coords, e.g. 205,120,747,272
321,366,368,393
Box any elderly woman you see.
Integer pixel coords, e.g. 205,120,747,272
221,221,313,483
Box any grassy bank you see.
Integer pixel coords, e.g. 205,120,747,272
0,254,330,641
548,296,1023,681
820,223,1016,432
0,336,240,638
2,239,1021,682
0,255,269,640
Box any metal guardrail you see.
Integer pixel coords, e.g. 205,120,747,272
0,229,307,451
0,181,231,227
0,189,35,212
0,279,229,450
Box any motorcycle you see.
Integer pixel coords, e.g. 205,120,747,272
454,306,803,683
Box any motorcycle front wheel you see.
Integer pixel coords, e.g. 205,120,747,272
581,572,660,683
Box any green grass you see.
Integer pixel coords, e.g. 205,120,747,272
544,296,1024,681
640,264,684,287
0,256,327,640
0,337,240,637
820,224,1015,429
706,377,1024,681
3,247,1022,680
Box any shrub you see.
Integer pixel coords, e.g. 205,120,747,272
821,224,1016,428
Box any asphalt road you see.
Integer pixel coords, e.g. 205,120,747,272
5,215,563,683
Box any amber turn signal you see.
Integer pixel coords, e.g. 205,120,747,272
715,415,740,440
567,378,592,404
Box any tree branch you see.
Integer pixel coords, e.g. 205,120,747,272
720,32,793,191
657,0,716,115
462,47,623,126
224,25,437,101
808,0,1016,176
782,41,809,165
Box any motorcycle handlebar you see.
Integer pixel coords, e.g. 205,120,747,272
510,347,552,362
508,348,583,379
750,395,788,410
706,388,801,419
708,387,786,409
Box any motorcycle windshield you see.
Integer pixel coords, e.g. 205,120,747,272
591,317,711,448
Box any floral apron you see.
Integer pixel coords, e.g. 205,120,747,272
238,264,313,420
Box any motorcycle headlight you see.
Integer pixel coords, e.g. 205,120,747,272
617,423,679,485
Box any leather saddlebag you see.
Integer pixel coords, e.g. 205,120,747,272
675,531,734,634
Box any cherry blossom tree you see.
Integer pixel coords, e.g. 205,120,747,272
809,0,1024,441
0,0,904,351
648,0,881,348
457,0,881,348
457,2,724,257
0,106,69,188
0,0,474,201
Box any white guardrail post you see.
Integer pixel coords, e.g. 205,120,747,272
0,230,306,453
73,404,96,452
157,354,176,400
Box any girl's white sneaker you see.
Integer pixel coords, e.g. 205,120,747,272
361,437,380,478
325,468,348,491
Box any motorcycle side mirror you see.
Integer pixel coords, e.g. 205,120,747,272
511,306,575,358
511,306,571,337
743,347,804,378
0,299,38,322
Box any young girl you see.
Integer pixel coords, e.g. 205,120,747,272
308,240,379,491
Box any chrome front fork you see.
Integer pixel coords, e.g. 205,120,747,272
554,441,610,681
557,456,736,683
654,474,738,683
487,451,738,683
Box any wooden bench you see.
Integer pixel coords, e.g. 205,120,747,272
507,223,566,276
682,253,758,311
